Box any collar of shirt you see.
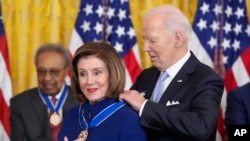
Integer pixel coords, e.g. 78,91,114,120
165,51,191,79
161,51,191,92
49,83,65,100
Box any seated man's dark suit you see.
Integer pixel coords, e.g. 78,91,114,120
10,85,77,141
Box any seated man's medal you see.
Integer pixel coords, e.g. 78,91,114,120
50,112,61,126
40,85,68,127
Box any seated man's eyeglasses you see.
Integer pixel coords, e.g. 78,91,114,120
37,67,66,77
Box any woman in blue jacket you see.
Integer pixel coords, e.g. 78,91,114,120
59,42,147,141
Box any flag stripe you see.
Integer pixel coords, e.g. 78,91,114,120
0,54,12,106
0,122,10,141
0,12,12,141
0,35,10,73
0,90,10,136
216,108,226,141
224,69,237,92
240,46,250,76
232,56,249,86
123,47,141,83
1,4,12,140
69,29,84,54
188,31,213,67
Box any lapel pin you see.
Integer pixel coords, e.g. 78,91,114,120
177,80,182,82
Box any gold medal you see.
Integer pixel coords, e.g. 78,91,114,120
49,112,61,126
78,130,88,141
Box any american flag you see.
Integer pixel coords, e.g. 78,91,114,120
0,2,12,141
189,0,250,141
68,0,142,89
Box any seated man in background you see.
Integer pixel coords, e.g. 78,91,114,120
10,43,77,141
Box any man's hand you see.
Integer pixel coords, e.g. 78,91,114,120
119,90,146,112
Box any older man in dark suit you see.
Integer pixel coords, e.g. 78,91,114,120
10,43,77,141
119,4,224,141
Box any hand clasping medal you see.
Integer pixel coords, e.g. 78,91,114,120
49,112,61,126
78,129,88,141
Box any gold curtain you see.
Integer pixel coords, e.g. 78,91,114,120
2,0,250,95
2,0,80,95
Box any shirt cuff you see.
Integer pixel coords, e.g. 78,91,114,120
139,99,148,117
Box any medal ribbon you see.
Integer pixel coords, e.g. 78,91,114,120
79,101,126,129
40,84,68,113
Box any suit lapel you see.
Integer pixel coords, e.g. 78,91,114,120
62,87,77,117
159,53,199,103
159,72,189,103
30,89,52,140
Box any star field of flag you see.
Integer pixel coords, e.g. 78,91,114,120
74,0,137,58
192,0,250,94
193,0,250,71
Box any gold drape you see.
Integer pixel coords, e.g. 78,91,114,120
2,0,80,95
2,0,250,95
